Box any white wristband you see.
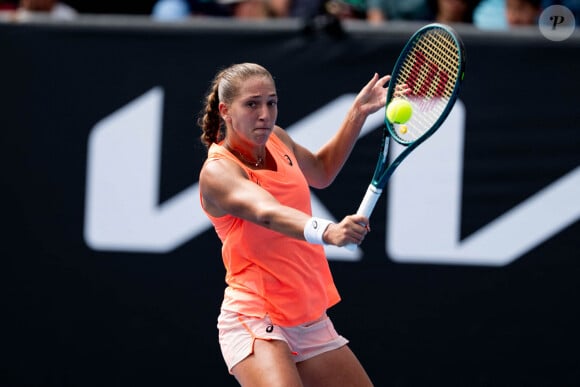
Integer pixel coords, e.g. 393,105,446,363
303,217,333,245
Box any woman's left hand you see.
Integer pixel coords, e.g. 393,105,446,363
354,73,410,116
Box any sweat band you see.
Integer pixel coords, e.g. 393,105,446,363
303,217,333,245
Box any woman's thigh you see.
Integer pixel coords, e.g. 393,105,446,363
296,345,374,387
232,339,304,387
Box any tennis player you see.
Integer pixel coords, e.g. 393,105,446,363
198,62,390,386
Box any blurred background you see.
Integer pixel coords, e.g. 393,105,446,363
1,1,579,386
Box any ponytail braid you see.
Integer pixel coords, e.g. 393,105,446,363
198,78,223,149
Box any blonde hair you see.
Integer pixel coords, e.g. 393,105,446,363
198,63,275,149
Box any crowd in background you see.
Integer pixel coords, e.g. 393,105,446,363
0,0,578,28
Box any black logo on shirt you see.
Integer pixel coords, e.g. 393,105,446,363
283,154,293,166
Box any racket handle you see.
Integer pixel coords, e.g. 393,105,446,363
344,185,383,251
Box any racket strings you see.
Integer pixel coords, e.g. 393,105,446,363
411,30,459,98
391,28,461,143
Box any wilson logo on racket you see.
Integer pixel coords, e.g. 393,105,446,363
407,50,450,112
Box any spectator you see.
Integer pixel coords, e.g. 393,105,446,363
152,0,191,20
220,0,326,19
151,0,234,18
506,0,541,25
366,0,432,23
428,0,480,23
473,0,508,28
268,0,325,18
215,0,269,18
475,0,546,28
17,0,77,20
325,0,366,20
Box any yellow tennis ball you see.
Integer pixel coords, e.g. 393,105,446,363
386,99,413,124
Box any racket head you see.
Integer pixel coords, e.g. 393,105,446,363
385,23,466,146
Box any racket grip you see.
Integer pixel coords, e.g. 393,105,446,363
344,185,383,251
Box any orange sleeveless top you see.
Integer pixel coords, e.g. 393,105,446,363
202,133,340,326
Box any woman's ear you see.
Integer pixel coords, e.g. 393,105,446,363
218,102,229,120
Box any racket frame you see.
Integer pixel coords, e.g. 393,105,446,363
345,23,466,251
375,23,466,190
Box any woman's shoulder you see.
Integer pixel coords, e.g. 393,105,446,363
272,126,294,152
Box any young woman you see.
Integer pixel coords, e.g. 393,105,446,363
198,62,394,386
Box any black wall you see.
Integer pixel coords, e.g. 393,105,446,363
2,18,579,386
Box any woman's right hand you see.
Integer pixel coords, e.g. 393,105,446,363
323,214,370,247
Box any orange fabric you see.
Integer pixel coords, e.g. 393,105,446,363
202,133,340,326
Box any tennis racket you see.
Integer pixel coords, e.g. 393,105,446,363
345,23,466,251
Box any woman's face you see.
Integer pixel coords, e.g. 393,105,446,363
221,75,278,147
